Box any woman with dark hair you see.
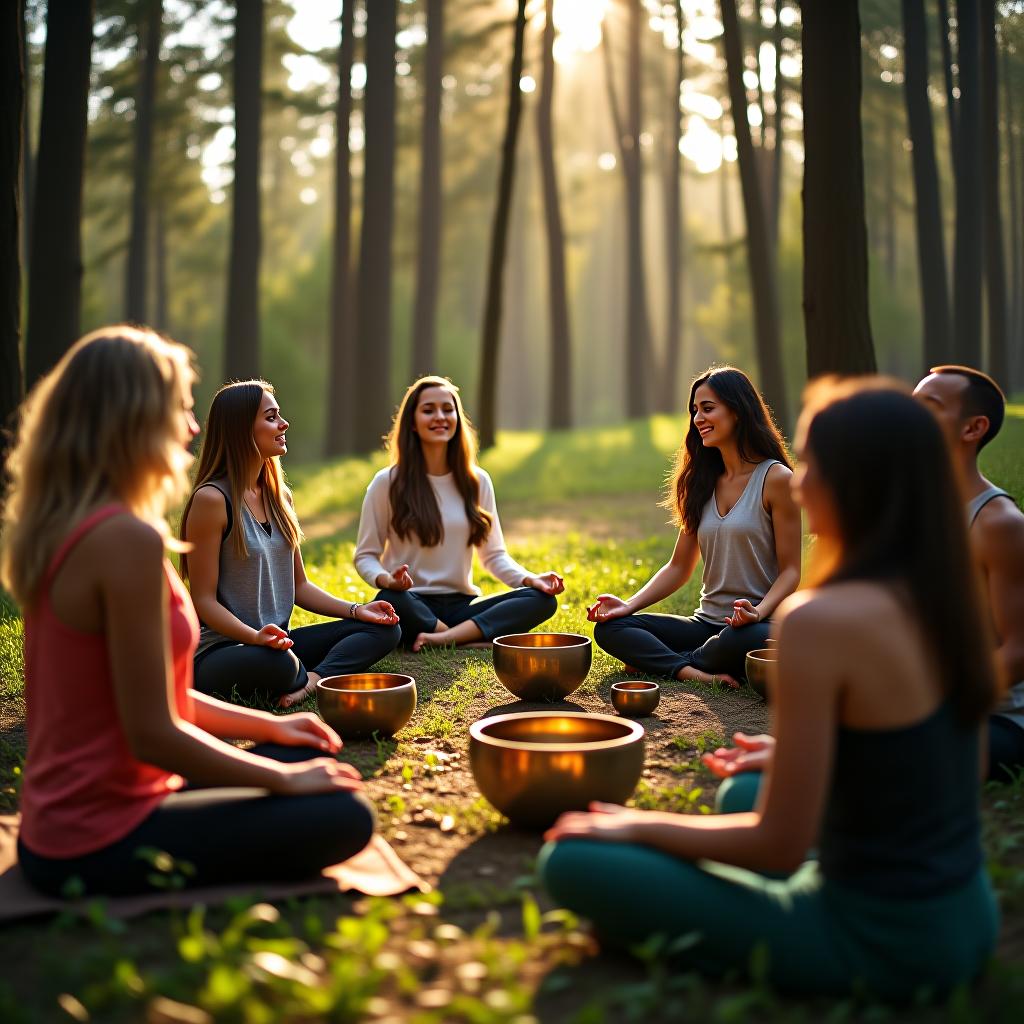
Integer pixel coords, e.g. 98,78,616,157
540,379,1000,999
589,366,801,685
354,376,563,651
182,381,401,707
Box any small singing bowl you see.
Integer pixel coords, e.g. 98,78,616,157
744,649,777,700
492,633,593,702
316,673,417,739
469,711,645,829
610,680,661,718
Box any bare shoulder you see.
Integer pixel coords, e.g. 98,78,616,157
776,581,891,638
186,485,228,531
83,513,165,580
762,461,795,505
973,496,1024,565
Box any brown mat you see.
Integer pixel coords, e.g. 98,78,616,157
0,815,428,924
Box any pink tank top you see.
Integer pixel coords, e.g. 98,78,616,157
19,505,199,858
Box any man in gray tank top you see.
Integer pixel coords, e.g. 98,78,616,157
914,366,1024,781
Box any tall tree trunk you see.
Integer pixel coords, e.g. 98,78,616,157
326,0,356,456
979,0,1007,385
2,0,24,472
223,0,263,381
936,0,959,182
801,0,877,377
354,0,397,452
153,200,168,332
19,0,31,272
658,0,685,412
1005,43,1022,370
537,0,572,430
902,0,951,368
477,0,527,451
124,0,162,324
952,0,983,367
410,0,443,378
769,0,784,248
882,98,897,285
25,0,93,387
720,0,787,419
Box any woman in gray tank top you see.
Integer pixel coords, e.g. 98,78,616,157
589,367,801,685
181,381,401,707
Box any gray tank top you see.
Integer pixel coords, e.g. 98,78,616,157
694,459,781,625
967,484,1012,527
195,479,296,656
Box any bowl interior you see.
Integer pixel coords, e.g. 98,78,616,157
611,681,658,693
318,673,414,693
474,713,639,748
494,633,590,650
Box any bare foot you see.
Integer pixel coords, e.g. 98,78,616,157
278,678,317,708
411,630,449,653
620,663,641,674
677,665,740,689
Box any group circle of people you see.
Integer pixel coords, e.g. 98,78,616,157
2,323,1022,1001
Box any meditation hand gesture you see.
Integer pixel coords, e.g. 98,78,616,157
586,595,630,622
357,600,400,625
702,732,775,778
278,758,365,796
378,564,415,591
268,713,343,754
544,802,643,843
724,599,761,627
255,624,294,649
525,571,565,596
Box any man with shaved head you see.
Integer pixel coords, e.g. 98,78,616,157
915,366,1024,782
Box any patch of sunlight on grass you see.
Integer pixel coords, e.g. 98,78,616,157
981,403,1023,502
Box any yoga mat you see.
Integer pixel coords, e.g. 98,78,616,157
0,815,428,924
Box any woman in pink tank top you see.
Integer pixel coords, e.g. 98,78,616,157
0,326,375,897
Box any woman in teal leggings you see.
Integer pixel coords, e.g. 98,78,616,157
540,379,1000,1000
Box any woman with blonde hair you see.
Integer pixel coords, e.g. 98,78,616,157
2,327,374,898
181,381,400,707
355,376,563,651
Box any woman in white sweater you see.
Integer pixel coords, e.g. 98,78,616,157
355,376,564,651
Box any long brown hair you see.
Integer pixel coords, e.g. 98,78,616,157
179,380,301,579
662,366,790,533
386,376,492,547
799,377,997,725
1,326,195,607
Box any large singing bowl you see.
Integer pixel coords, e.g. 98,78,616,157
469,711,645,829
491,633,593,702
316,673,417,739
744,649,777,701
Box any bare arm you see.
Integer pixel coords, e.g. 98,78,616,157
974,499,1024,685
756,464,802,620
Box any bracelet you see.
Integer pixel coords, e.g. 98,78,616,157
349,601,361,619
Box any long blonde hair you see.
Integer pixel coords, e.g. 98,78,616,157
1,325,196,608
179,380,301,579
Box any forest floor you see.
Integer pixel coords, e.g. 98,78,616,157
1,412,1023,1022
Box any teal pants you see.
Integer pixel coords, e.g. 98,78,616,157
538,771,999,999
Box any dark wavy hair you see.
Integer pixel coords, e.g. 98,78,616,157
386,376,492,548
799,377,997,725
662,366,790,533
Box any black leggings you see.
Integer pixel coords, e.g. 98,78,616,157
17,744,376,899
594,612,770,681
194,618,402,702
376,587,558,647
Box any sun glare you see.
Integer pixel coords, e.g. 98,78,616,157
551,0,608,64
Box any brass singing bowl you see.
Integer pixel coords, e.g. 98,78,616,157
491,633,593,702
610,680,661,718
744,649,777,700
316,673,417,739
469,711,645,829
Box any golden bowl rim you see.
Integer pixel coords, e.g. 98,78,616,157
492,632,592,650
610,680,660,693
470,710,643,752
746,649,776,663
315,673,416,694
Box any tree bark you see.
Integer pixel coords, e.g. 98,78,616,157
19,0,31,272
537,0,572,430
2,0,24,471
769,0,784,248
326,0,356,456
223,0,263,381
979,0,1007,385
353,0,397,452
1005,43,1022,371
801,0,877,378
410,0,443,379
25,0,93,387
720,0,788,418
936,0,959,182
153,200,168,332
902,0,952,368
477,0,527,450
882,97,897,285
952,0,983,367
124,0,162,325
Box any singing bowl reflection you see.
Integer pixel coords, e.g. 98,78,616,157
491,633,593,702
316,674,417,739
469,711,645,829
744,649,777,700
610,680,661,718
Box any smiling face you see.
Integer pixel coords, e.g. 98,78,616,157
691,383,738,449
252,390,289,460
413,386,459,447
